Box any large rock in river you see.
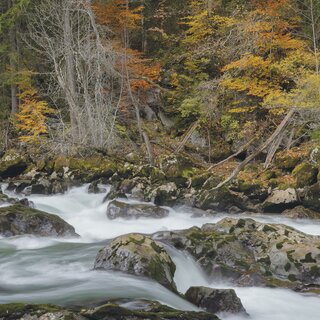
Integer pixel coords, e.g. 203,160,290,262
0,301,219,320
153,218,320,289
94,233,177,291
185,286,246,315
106,200,169,220
0,204,78,237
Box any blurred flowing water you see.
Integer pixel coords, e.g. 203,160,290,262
0,185,319,319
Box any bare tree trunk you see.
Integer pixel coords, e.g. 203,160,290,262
213,109,295,190
264,130,285,169
9,19,18,114
207,0,213,17
175,120,200,154
63,5,79,142
310,0,319,73
142,131,154,165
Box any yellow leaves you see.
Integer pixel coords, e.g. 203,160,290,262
228,107,257,114
15,85,55,143
222,77,279,98
263,73,320,111
222,54,271,76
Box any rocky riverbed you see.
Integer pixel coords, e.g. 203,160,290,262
0,185,320,320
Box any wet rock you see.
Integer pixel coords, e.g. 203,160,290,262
0,150,28,178
0,303,75,320
154,218,320,289
82,301,219,320
0,204,78,238
88,181,107,194
263,188,299,213
106,200,169,220
148,182,179,206
94,233,177,291
185,286,247,315
0,301,219,320
282,206,320,219
103,184,127,202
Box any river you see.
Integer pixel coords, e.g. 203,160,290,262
0,185,319,319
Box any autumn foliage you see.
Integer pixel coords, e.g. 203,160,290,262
15,86,55,143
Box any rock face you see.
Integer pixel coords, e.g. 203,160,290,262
153,218,320,289
263,188,298,212
185,286,246,315
106,200,169,220
0,150,28,178
0,302,219,320
282,206,320,219
94,233,177,291
0,204,78,237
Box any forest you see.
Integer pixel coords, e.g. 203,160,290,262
0,1,320,320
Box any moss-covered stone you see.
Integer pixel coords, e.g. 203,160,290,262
292,162,318,188
0,204,78,237
0,303,62,320
94,233,177,292
0,149,28,178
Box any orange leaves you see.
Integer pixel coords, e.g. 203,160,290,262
15,86,55,143
129,62,161,91
92,0,143,32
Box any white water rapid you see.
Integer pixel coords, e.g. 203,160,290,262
0,185,319,319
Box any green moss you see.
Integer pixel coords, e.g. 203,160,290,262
288,274,297,282
292,162,318,188
150,241,164,254
276,242,284,249
284,262,291,272
300,252,316,263
310,265,320,277
258,256,271,266
0,303,61,318
263,225,277,233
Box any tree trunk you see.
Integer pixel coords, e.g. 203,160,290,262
9,9,18,114
63,5,79,142
213,109,295,190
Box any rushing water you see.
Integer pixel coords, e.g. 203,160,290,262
0,185,320,319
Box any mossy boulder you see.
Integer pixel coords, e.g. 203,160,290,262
196,187,250,212
82,300,219,320
106,200,169,220
292,162,318,188
0,303,65,320
282,206,320,219
94,233,177,291
159,155,194,187
51,155,120,182
302,183,320,211
185,286,246,315
0,204,78,237
154,218,320,289
0,301,220,320
0,149,28,178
